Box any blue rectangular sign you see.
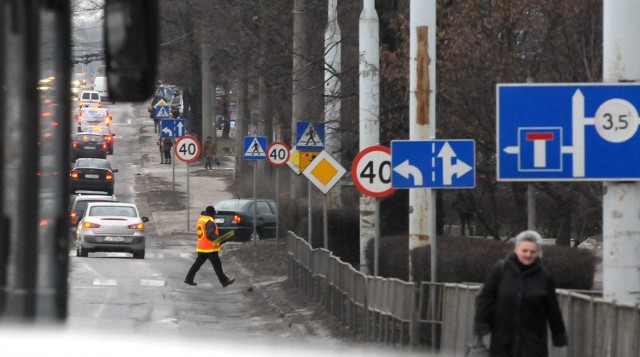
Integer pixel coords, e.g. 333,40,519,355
295,122,325,151
498,83,640,181
391,140,475,188
243,136,267,160
161,119,186,138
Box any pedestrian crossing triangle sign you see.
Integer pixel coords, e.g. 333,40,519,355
155,105,170,119
296,121,325,151
243,136,267,160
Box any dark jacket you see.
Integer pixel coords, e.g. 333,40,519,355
474,252,567,356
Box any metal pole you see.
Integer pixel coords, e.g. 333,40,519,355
308,180,312,243
187,162,190,233
253,160,257,245
323,194,328,249
374,198,379,276
275,169,280,249
172,138,176,191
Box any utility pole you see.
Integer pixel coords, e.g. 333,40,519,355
291,0,310,199
325,0,342,209
358,0,379,273
602,0,640,304
408,0,436,280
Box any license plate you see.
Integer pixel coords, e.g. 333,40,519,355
104,236,125,242
84,146,95,150
215,218,225,223
85,174,99,179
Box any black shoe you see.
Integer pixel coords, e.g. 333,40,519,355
222,278,235,288
184,279,197,286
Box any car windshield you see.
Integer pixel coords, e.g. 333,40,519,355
75,159,111,169
215,200,246,210
76,134,103,143
88,205,137,217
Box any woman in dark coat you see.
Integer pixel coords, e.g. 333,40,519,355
474,230,568,356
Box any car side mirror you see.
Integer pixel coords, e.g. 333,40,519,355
104,0,158,102
112,169,119,173
142,217,150,222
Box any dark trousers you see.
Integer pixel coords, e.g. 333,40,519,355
185,251,229,285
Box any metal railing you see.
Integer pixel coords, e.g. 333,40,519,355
287,232,640,355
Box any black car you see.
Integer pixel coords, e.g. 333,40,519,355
69,193,118,227
71,132,108,161
70,158,118,195
85,124,115,154
213,198,277,241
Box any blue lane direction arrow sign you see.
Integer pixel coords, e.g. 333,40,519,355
243,136,267,160
391,140,475,188
295,121,325,151
161,119,186,138
498,83,640,181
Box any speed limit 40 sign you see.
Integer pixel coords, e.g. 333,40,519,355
351,145,395,198
174,135,201,163
266,141,290,166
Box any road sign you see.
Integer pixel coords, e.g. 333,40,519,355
351,145,395,198
174,135,201,163
161,119,186,138
302,150,346,194
266,142,290,167
498,83,640,180
287,148,302,174
243,136,267,160
154,99,170,119
391,140,475,188
295,122,325,151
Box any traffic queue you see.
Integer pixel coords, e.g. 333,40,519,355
69,90,149,260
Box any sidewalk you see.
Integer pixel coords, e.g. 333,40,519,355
136,116,236,236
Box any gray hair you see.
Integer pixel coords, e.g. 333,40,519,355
515,230,543,257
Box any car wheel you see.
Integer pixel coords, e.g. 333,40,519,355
77,245,88,258
108,148,113,154
133,250,145,259
107,189,113,195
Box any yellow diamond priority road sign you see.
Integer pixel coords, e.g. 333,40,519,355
302,150,346,194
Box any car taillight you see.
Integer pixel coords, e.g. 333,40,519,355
70,212,78,225
231,215,241,224
101,143,107,150
72,141,79,148
70,170,79,179
105,135,112,142
128,223,144,230
83,222,100,228
105,116,112,125
105,171,113,180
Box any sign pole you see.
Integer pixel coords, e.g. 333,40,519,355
275,169,280,249
308,181,312,244
323,194,328,249
253,160,257,246
172,138,176,191
187,162,190,233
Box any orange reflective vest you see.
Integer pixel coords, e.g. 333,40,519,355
195,215,220,252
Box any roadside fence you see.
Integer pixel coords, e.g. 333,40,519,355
287,232,640,356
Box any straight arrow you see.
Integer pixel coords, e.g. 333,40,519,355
438,142,472,185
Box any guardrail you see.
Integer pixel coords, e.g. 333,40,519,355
287,232,640,355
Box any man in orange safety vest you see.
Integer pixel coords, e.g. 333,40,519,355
184,206,235,287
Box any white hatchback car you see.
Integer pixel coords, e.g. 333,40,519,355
76,202,149,259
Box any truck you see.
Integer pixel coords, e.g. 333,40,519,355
93,76,109,101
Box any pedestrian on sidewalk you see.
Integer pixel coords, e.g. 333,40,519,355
162,137,173,164
203,136,216,170
184,206,235,288
473,230,567,356
156,136,163,164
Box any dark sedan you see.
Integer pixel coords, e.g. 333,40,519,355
71,132,108,161
70,158,118,195
85,124,115,154
213,198,276,241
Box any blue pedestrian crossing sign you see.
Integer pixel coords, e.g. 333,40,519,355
161,119,186,138
295,122,325,151
243,136,267,160
391,140,475,188
154,98,170,119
